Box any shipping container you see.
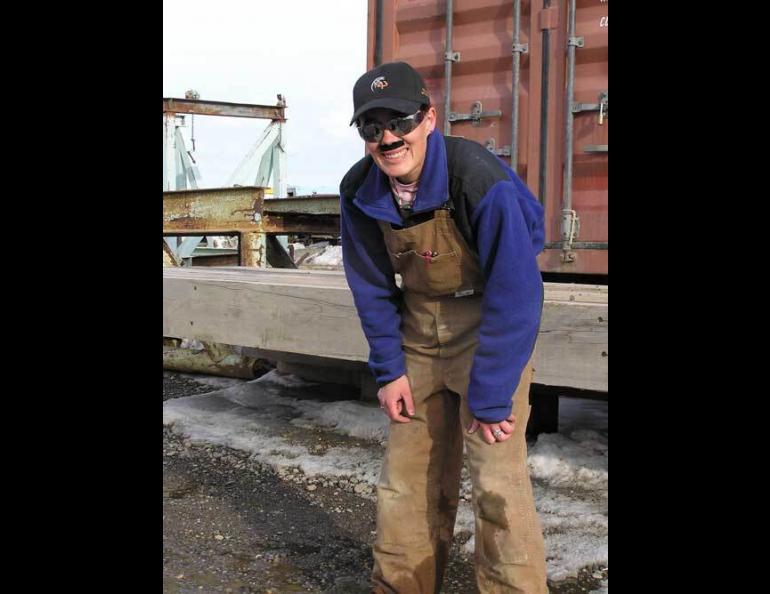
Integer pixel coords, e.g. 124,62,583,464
367,0,608,276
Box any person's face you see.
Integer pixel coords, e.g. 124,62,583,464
359,106,436,184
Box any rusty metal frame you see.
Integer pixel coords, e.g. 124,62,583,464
163,98,286,121
163,187,340,267
163,95,293,268
164,187,264,233
262,195,340,215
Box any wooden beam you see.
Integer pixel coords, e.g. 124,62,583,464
163,268,607,391
164,268,367,361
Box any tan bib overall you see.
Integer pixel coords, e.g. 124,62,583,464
371,207,548,594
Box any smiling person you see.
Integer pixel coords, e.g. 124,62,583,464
340,61,548,594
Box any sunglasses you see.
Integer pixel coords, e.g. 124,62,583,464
357,110,426,143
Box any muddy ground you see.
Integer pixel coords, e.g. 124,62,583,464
163,372,607,593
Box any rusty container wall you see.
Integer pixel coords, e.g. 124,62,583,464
367,0,608,276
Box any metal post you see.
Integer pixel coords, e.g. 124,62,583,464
561,0,581,261
443,0,455,136
239,231,267,268
163,113,177,191
275,118,289,251
538,0,552,205
275,121,287,199
164,114,179,253
374,0,383,67
511,0,525,172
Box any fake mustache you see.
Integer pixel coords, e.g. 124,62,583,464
379,140,405,153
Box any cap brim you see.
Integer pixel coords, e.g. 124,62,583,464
349,97,425,125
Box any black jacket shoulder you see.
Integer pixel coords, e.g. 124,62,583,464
444,136,510,208
340,154,374,202
444,137,511,255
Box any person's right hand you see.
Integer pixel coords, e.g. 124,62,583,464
377,375,415,423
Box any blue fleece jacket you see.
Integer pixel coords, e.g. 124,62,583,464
340,130,544,423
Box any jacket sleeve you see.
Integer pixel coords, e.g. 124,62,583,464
467,179,544,423
340,196,406,386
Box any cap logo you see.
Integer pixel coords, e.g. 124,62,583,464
370,76,389,92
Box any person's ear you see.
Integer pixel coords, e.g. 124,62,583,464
425,106,437,134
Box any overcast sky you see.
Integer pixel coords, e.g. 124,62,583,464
163,0,368,193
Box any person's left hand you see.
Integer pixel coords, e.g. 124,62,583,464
467,414,516,444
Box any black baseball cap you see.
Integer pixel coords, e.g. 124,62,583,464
349,61,431,126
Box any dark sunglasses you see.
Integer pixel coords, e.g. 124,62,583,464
357,110,426,143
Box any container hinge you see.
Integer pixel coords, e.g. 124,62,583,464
444,51,461,62
568,36,584,48
512,43,528,54
560,209,581,263
448,101,503,127
485,138,511,157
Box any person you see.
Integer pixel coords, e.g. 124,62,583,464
340,61,548,594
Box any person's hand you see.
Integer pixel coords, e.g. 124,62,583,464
377,375,415,423
467,413,516,444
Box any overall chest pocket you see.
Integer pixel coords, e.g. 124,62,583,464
380,218,463,297
393,248,461,296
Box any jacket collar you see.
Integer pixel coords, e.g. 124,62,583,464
353,130,449,223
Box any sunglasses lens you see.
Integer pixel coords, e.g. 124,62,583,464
358,123,383,143
390,120,412,135
358,111,425,142
396,114,420,134
391,111,424,136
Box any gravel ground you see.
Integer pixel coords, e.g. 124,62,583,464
163,371,607,593
163,371,224,401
